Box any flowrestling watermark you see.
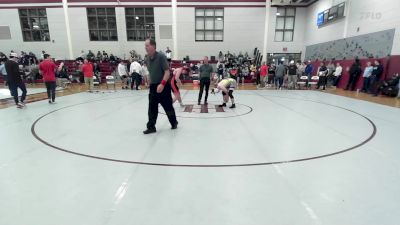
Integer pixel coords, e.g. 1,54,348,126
360,12,382,20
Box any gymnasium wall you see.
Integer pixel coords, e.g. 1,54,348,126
0,8,70,59
0,6,173,60
267,7,307,55
304,29,395,61
176,7,266,60
304,0,400,57
304,0,347,47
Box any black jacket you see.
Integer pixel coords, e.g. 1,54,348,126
372,65,384,79
349,63,362,76
5,60,22,84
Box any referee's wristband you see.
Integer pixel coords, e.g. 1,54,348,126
161,80,167,86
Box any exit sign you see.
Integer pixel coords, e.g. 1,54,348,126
283,47,288,52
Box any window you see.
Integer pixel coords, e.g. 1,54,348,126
87,8,118,41
195,8,224,42
18,9,50,42
125,8,155,41
275,7,295,42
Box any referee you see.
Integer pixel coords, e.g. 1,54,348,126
143,39,178,134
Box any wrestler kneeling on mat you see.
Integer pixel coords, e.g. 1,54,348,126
213,78,236,109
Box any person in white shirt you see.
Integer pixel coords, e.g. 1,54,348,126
333,62,343,88
118,61,129,89
166,47,172,62
129,58,143,90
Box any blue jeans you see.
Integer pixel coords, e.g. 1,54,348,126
8,82,27,104
275,77,283,88
362,77,371,92
369,75,378,94
333,75,341,86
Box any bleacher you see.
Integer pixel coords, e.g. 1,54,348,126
55,60,117,83
0,59,257,84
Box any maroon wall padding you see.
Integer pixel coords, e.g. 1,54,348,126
386,55,400,79
309,56,397,90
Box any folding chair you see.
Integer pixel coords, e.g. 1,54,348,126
106,75,116,90
309,76,319,89
297,76,308,90
93,75,101,91
57,78,71,89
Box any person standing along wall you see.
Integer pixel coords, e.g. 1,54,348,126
316,62,328,90
345,59,362,91
333,62,343,88
370,60,384,96
361,61,373,93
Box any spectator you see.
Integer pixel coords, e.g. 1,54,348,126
82,59,94,92
287,61,298,89
165,47,172,61
87,50,95,60
316,62,328,90
326,61,336,87
370,60,384,94
28,63,40,83
0,51,8,61
372,73,399,97
93,62,100,76
0,59,8,86
130,58,143,90
240,63,249,85
40,50,46,60
267,63,276,86
109,54,116,64
218,51,224,61
118,61,128,89
275,62,286,90
259,62,268,88
361,61,374,93
305,60,314,87
57,61,69,79
345,59,362,91
217,60,225,80
5,53,27,108
102,51,109,61
297,61,305,78
39,53,59,103
142,62,150,88
198,56,213,105
333,62,343,88
96,51,102,61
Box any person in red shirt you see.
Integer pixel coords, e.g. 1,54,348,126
81,59,94,92
39,54,60,103
259,62,269,88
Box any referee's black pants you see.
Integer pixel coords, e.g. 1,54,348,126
147,83,177,129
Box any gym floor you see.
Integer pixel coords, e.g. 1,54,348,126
0,85,399,225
